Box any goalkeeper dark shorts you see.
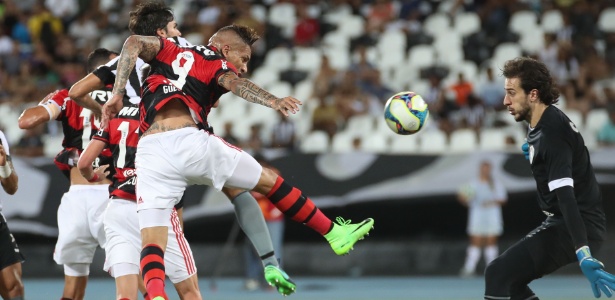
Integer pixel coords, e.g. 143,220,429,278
0,214,25,270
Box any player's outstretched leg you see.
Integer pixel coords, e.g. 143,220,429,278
140,243,168,300
264,176,375,255
264,264,296,296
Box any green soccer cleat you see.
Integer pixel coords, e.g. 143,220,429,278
264,264,296,296
325,217,375,256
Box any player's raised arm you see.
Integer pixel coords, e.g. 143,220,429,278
217,72,301,116
68,73,105,117
102,35,160,128
18,90,64,129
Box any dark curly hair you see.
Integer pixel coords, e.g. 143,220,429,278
87,48,118,72
217,24,260,46
128,1,174,36
502,57,560,105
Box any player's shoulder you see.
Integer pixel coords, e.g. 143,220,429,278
541,106,579,136
167,36,193,47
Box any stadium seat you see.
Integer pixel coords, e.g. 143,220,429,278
407,80,431,98
519,28,545,55
598,8,615,32
266,81,293,98
268,3,296,38
322,47,351,71
509,10,538,35
585,108,609,132
293,47,322,74
361,134,389,153
454,12,481,37
262,47,293,71
377,29,407,54
390,135,420,154
562,108,584,131
449,129,478,153
407,45,436,69
293,80,314,102
423,13,451,37
322,4,352,25
417,129,448,153
492,43,522,69
43,135,65,158
337,15,365,39
541,10,564,33
582,128,598,150
250,4,267,23
479,128,508,151
345,115,376,134
249,66,280,87
300,131,330,153
379,45,406,70
331,131,360,153
322,30,350,50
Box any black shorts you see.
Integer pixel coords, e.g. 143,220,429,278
0,215,25,270
522,217,602,276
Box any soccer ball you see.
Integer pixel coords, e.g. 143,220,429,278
384,91,429,135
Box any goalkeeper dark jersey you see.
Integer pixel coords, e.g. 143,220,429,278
526,105,605,243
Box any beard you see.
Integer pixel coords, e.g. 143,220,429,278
514,98,532,123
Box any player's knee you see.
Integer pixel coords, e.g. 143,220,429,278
485,256,511,287
4,276,24,297
255,167,278,193
64,263,90,277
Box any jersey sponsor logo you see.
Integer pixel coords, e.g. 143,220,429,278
89,90,112,103
123,168,136,177
117,176,136,189
117,106,139,117
569,121,579,133
221,60,227,70
529,145,535,164
163,85,179,94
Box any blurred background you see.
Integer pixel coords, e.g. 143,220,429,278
1,0,615,297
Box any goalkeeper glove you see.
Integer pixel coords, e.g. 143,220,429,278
521,142,529,160
577,246,615,298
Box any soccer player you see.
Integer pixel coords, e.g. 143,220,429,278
17,49,117,300
103,24,375,299
71,2,289,297
485,56,615,299
0,130,24,300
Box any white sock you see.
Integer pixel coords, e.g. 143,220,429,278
463,246,481,273
484,245,499,265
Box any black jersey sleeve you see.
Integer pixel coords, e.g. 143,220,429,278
556,185,588,248
92,66,116,85
543,130,574,190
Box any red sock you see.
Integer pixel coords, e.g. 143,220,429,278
267,176,333,235
140,244,168,300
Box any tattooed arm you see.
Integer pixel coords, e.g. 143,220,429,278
111,35,161,96
217,72,301,116
102,35,160,129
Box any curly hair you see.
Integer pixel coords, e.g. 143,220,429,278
87,48,118,72
502,57,560,105
217,24,260,46
128,1,174,36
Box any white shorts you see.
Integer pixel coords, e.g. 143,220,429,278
135,127,262,212
104,199,197,283
467,209,503,236
54,185,109,265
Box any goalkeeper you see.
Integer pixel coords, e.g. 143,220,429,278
486,56,615,299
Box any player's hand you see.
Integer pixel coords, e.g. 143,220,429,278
91,164,110,182
577,246,615,298
521,142,530,160
271,97,301,117
0,145,6,166
101,93,124,130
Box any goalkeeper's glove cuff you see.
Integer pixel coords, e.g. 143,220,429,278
577,246,592,263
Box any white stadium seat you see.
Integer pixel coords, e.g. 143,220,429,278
423,13,451,37
519,28,545,55
268,3,296,38
408,45,436,69
454,12,481,37
449,128,478,153
541,10,564,33
562,108,584,131
418,129,448,153
492,43,522,69
262,47,293,71
361,134,389,153
585,109,609,132
346,115,376,134
338,15,365,39
294,47,322,74
510,10,538,35
300,131,330,153
598,8,615,32
331,132,358,153
390,135,420,154
479,129,508,151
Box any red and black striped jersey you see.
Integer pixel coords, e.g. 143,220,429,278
140,38,238,133
93,102,139,201
46,89,114,179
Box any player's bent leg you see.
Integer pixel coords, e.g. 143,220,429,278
139,209,174,300
264,264,296,296
166,209,199,299
0,262,24,299
226,153,375,256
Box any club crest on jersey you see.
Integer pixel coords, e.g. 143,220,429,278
529,145,535,164
569,121,579,133
118,106,138,117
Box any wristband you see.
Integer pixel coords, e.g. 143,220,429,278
576,246,591,262
0,164,11,178
87,173,99,183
